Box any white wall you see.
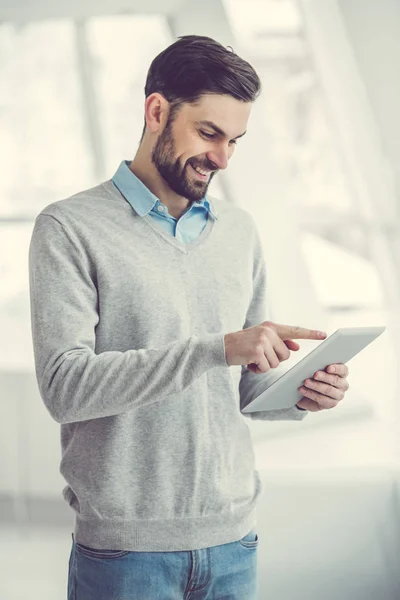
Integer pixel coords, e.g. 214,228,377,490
338,0,400,199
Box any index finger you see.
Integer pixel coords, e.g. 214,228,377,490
273,323,327,341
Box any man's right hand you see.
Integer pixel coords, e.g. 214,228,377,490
224,321,327,373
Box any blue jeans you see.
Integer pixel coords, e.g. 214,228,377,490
67,529,259,599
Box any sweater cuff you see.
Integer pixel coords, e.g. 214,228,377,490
204,332,230,368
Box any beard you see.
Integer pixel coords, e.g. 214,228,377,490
151,119,217,203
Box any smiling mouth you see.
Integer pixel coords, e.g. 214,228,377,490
189,163,212,180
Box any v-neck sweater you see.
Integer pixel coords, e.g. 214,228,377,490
28,178,307,552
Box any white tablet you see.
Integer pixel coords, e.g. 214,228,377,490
241,326,386,413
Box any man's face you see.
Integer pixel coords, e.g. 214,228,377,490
151,94,251,203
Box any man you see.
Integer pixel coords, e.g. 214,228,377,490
29,35,349,599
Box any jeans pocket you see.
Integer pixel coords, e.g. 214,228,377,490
75,541,130,560
239,529,259,549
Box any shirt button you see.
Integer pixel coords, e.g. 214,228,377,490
157,205,165,212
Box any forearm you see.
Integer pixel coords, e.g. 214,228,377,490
34,335,227,424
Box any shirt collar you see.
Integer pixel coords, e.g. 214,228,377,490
111,160,218,220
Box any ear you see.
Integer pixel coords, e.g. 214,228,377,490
144,93,169,134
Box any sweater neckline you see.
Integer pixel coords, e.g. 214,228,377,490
140,210,215,254
104,178,217,255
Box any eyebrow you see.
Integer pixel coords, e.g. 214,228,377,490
195,120,247,140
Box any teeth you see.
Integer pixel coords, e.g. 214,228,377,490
193,165,209,176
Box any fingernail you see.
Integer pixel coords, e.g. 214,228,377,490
330,366,336,372
318,331,327,338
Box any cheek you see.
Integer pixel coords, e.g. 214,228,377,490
178,136,211,167
183,148,207,168
188,137,211,160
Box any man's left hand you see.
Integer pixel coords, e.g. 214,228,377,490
296,364,349,412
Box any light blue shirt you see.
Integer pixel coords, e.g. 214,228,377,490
112,160,218,244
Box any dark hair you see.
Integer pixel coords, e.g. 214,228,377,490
139,34,261,142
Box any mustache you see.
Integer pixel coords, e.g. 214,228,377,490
189,160,218,172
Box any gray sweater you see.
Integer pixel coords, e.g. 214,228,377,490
28,179,307,552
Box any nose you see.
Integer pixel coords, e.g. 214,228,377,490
206,144,230,171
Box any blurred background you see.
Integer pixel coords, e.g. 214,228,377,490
1,0,400,598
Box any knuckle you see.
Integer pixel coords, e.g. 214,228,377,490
261,322,272,335
255,343,264,356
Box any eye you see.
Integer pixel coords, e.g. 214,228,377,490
200,130,215,139
199,130,238,145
